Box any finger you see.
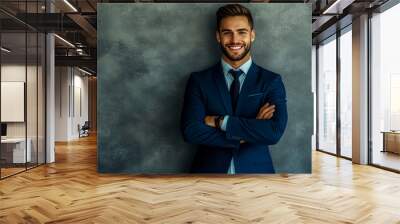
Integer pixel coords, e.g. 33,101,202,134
261,110,275,120
204,116,212,126
261,102,270,109
258,106,275,118
261,108,275,119
257,108,264,119
258,104,274,116
263,111,274,119
257,107,270,119
258,103,270,112
261,113,273,120
257,104,275,119
257,109,266,118
258,111,270,120
265,105,275,113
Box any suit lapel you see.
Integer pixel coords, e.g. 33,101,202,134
235,63,259,115
213,64,233,115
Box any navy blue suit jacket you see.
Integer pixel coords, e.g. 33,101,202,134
180,62,288,173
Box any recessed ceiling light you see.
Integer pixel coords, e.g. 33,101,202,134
63,0,78,12
1,47,11,53
78,67,93,76
323,0,343,15
54,34,75,48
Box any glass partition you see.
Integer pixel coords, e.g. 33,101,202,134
27,30,38,170
317,35,337,155
339,27,352,158
1,30,28,177
371,3,400,171
0,1,46,179
38,32,45,165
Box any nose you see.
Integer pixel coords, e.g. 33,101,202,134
232,33,239,43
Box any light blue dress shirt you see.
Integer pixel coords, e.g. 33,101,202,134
219,58,252,174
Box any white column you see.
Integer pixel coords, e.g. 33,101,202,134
46,1,55,163
352,14,369,164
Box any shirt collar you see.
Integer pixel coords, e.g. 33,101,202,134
221,57,252,76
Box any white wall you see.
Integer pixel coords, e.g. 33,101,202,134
1,64,42,137
55,66,89,141
72,72,89,138
55,66,69,141
1,65,27,141
1,63,46,164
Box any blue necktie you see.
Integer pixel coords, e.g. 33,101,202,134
229,69,243,112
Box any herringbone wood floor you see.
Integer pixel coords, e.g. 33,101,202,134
1,134,400,224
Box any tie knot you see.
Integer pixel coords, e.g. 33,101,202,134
229,69,243,80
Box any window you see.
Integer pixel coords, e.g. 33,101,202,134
370,3,400,171
317,35,337,154
339,27,352,158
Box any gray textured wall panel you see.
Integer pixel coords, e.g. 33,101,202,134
98,3,312,173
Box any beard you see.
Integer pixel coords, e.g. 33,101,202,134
220,41,251,61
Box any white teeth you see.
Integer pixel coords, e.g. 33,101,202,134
229,46,242,50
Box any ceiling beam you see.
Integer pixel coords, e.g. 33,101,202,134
322,0,356,14
55,55,96,70
67,13,97,39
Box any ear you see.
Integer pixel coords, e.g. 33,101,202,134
216,30,221,43
251,29,256,42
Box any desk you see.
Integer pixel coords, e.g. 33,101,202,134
381,131,400,154
1,138,31,163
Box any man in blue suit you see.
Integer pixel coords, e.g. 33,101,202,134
181,4,288,174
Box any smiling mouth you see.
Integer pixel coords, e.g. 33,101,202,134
227,45,243,51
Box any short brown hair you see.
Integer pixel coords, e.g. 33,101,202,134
216,4,254,31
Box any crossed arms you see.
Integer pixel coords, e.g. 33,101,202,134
180,73,288,149
204,102,276,143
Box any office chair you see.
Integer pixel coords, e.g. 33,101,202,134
78,121,90,138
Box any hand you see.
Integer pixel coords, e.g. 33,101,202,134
205,116,245,143
256,103,275,120
204,115,217,128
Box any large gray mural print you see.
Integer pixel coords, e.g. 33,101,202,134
98,3,312,173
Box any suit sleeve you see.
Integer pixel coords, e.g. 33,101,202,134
180,73,240,148
225,76,288,145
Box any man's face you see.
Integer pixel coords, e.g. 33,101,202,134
216,16,255,62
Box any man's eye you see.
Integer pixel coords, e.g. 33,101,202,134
239,32,247,35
